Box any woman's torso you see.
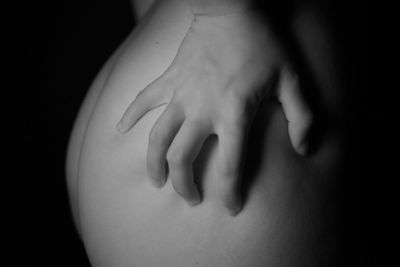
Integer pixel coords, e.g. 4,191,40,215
66,1,342,266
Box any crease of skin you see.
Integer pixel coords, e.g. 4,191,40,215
75,0,196,237
70,0,178,237
67,50,121,237
73,52,127,237
68,2,345,266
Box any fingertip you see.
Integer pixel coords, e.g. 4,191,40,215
147,161,167,187
188,197,202,207
291,133,308,156
148,164,167,188
116,121,127,134
228,204,242,216
149,176,166,188
289,122,311,156
223,194,242,216
186,188,202,207
296,140,309,156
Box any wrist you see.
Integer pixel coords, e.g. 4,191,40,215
190,9,284,75
189,0,251,16
194,8,276,48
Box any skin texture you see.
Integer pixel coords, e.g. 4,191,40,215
188,0,250,15
66,0,344,266
117,2,313,215
65,33,136,234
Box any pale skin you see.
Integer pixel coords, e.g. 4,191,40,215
117,0,313,215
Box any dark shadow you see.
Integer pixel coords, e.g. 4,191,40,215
250,0,344,155
17,0,135,266
240,100,278,206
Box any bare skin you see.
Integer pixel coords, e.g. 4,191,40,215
117,0,313,215
66,1,345,265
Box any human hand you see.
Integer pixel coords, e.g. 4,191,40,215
117,12,312,215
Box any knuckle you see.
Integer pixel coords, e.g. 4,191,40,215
135,87,152,102
221,117,244,139
166,64,180,77
146,158,158,174
162,66,181,87
133,91,143,102
217,163,237,179
224,116,246,133
223,97,251,128
186,117,203,127
136,89,146,99
186,117,210,132
149,127,168,148
166,148,186,166
226,90,245,111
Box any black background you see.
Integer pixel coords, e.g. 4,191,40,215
15,0,134,266
12,1,389,267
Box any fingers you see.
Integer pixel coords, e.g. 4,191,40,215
117,79,167,134
147,103,184,187
167,119,211,206
217,121,247,216
278,67,313,155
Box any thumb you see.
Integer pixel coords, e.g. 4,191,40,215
277,67,313,155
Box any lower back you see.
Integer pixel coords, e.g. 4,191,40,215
68,1,343,266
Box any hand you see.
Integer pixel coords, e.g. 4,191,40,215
117,11,312,215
